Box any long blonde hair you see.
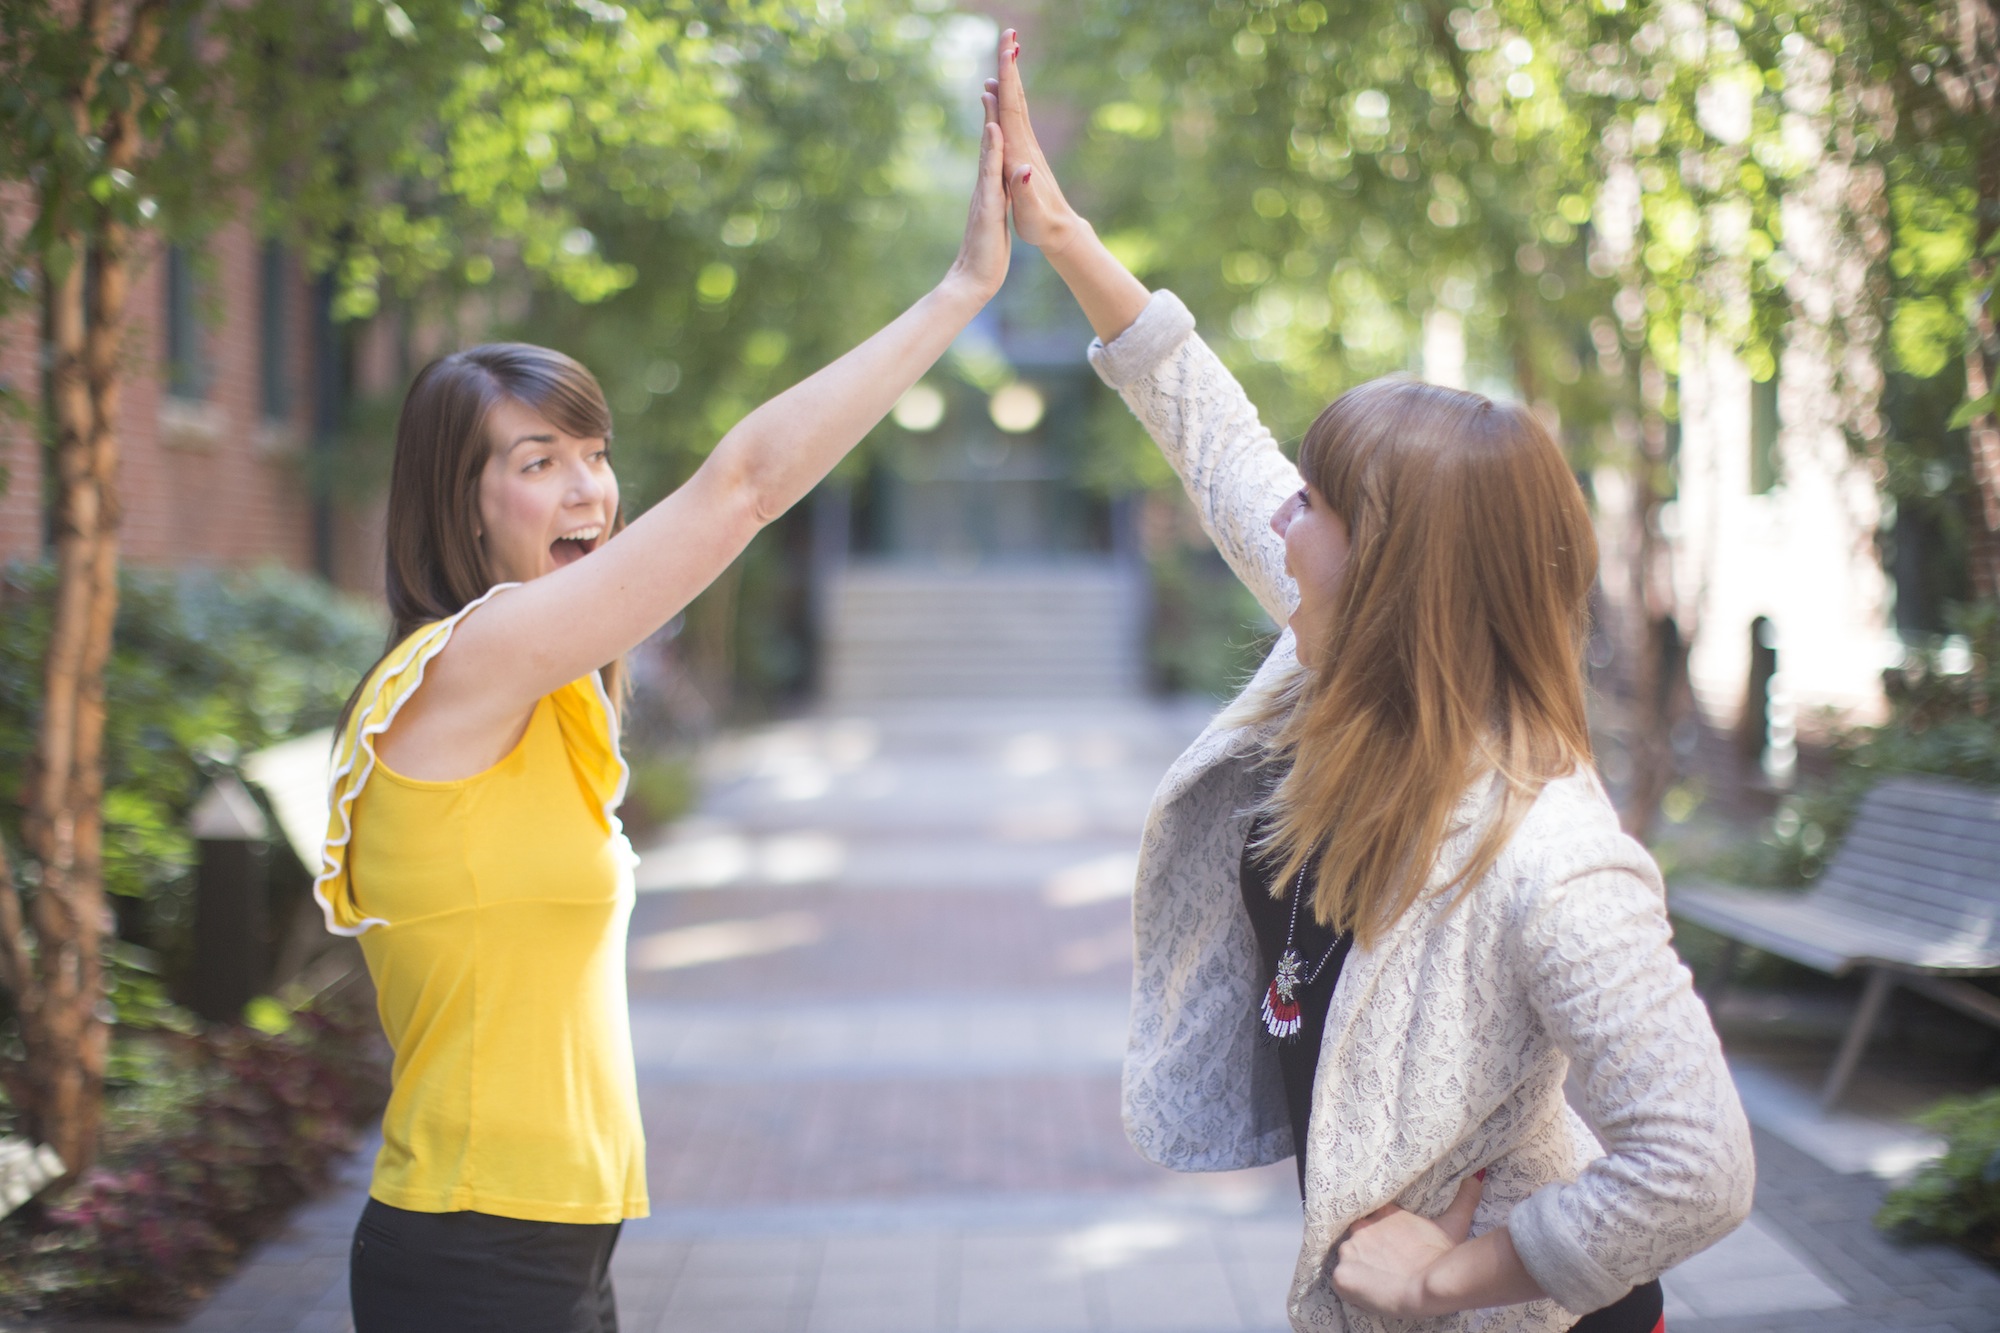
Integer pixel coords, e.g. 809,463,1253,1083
1253,377,1597,946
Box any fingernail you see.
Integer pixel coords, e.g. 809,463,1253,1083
1022,168,1032,183
1475,1168,1488,1181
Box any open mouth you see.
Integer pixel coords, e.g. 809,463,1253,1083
549,525,603,567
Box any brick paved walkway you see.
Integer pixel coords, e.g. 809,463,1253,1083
38,700,2000,1333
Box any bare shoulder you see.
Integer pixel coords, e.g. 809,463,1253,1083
369,612,538,783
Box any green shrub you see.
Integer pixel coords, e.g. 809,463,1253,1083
620,751,696,839
0,982,390,1319
1877,1088,2000,1263
0,561,382,987
1148,546,1275,698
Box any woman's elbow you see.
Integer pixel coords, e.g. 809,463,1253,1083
1715,1111,1758,1235
694,451,787,533
1660,1106,1757,1255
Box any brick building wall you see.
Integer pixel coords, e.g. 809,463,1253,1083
0,264,40,565
0,202,321,576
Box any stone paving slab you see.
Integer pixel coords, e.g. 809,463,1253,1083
623,887,1135,1002
628,993,1130,1080
1666,1129,2000,1333
635,827,1144,894
1728,1058,1947,1180
640,1072,1167,1207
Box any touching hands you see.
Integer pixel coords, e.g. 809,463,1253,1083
1330,1172,1486,1318
946,91,1011,302
986,28,1084,255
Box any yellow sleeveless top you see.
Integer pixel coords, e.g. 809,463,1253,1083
314,587,648,1224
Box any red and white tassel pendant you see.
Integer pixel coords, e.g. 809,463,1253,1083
1262,980,1302,1039
1262,948,1306,1039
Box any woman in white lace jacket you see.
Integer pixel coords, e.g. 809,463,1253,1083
986,35,1753,1333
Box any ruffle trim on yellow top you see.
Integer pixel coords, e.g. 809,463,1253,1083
313,584,531,936
552,672,634,846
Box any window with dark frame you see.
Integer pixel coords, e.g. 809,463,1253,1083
260,241,291,421
165,244,208,400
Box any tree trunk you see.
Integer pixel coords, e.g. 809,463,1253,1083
1618,371,1689,843
1955,0,2000,599
2,228,114,1188
0,0,160,1184
1963,192,2000,600
1967,330,2000,601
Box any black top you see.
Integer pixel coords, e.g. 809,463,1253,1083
1238,807,1353,1198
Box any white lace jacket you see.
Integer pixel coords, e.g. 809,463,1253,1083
1090,291,1754,1332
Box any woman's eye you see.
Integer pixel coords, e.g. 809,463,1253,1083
1296,488,1310,508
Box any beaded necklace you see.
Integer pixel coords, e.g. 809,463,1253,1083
1260,860,1348,1040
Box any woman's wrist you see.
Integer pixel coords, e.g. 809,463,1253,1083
1411,1226,1545,1317
1413,1257,1459,1317
1034,209,1091,261
935,264,1002,311
1041,218,1152,344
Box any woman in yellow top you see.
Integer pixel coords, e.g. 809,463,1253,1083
314,97,1011,1332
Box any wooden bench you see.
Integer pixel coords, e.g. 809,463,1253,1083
1669,775,2000,1110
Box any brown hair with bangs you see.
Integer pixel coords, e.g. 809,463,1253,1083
1255,376,1598,946
337,343,625,736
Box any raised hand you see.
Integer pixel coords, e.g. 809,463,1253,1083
975,27,1149,341
947,93,1011,301
985,28,1083,255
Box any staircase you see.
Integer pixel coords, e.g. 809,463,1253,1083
820,561,1147,703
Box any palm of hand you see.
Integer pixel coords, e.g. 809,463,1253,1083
987,32,1080,253
955,124,1010,295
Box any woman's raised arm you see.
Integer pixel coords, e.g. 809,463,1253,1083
991,35,1300,626
387,113,1011,777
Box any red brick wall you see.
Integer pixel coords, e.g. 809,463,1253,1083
1,188,44,566
0,201,319,575
120,218,315,569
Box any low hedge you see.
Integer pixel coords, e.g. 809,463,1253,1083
1878,1089,2000,1265
0,980,389,1319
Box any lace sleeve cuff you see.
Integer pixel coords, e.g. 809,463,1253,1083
1087,289,1198,389
1508,1180,1632,1317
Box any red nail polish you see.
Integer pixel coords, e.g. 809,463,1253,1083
1022,168,1032,183
1475,1168,1488,1181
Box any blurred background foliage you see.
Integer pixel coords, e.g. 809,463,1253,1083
8,0,1997,943
1045,0,1989,435
0,565,382,999
504,1,990,708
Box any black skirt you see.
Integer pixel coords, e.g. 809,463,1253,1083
350,1198,620,1333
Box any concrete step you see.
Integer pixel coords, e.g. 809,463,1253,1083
822,562,1146,702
